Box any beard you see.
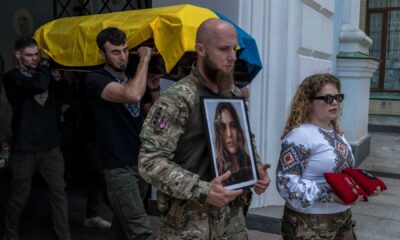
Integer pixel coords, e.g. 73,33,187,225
216,71,234,93
108,63,126,72
204,54,234,92
105,58,127,72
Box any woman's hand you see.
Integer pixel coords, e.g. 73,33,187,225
332,193,363,205
370,186,381,196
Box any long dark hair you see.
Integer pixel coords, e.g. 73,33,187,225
214,102,248,174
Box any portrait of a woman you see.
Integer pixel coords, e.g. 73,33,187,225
213,102,253,186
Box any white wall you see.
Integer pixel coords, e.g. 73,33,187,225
239,0,337,207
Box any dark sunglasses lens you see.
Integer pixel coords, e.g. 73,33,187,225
325,95,334,104
314,94,344,103
336,94,344,102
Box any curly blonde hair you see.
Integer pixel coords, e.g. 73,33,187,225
281,73,343,139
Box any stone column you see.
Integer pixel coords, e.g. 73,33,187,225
336,0,379,164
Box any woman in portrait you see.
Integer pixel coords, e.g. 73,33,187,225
214,102,253,186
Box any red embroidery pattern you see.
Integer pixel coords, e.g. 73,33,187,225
319,129,354,172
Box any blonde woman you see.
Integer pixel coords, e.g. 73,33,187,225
276,73,362,239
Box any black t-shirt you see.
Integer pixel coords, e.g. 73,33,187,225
85,69,146,169
3,67,61,152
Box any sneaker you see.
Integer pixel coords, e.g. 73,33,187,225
83,216,111,229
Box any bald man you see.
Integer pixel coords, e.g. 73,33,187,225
139,19,271,239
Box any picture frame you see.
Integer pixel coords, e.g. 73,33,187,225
14,9,33,36
201,97,258,190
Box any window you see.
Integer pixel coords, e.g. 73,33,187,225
367,0,400,91
53,0,152,18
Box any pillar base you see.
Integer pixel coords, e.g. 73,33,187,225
350,134,370,166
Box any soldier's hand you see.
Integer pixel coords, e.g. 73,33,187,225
240,86,250,101
51,69,61,77
253,163,271,195
138,46,152,62
40,50,50,60
147,74,160,89
206,171,243,208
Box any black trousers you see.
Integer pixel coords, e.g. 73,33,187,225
3,147,70,240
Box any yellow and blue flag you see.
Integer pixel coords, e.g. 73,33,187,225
34,4,262,83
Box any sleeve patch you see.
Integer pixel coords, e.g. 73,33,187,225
151,103,170,130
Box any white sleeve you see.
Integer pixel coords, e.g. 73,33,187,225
276,128,332,209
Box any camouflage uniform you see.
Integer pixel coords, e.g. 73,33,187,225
139,67,261,239
281,206,357,240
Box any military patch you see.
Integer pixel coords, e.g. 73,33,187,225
159,116,170,129
151,103,171,131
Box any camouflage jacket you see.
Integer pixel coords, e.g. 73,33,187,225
139,67,261,204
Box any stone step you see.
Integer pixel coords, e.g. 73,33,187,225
246,206,282,235
369,98,400,116
359,131,400,178
368,124,400,133
368,115,400,133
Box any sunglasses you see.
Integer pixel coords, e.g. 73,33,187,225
313,94,344,104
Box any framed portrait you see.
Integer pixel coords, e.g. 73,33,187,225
201,97,258,190
14,9,33,36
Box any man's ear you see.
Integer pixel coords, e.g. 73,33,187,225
195,43,205,57
99,49,106,60
15,50,21,60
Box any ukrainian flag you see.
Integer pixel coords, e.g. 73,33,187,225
34,4,262,83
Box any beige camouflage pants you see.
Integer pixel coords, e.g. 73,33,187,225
281,206,357,240
158,199,248,240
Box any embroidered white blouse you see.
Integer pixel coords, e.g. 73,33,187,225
276,123,355,214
